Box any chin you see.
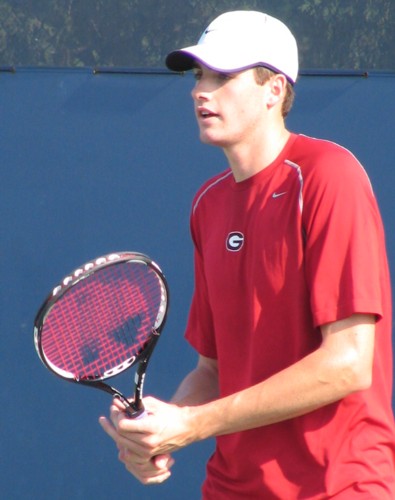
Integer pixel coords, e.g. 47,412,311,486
199,132,225,147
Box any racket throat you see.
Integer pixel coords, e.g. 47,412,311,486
113,392,145,418
78,379,143,417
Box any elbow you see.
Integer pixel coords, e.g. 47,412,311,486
320,314,375,397
349,340,374,392
330,367,371,400
350,369,372,392
337,353,373,395
353,364,373,391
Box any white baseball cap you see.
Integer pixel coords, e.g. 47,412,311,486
166,11,298,84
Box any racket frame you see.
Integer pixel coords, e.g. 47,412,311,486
34,251,169,418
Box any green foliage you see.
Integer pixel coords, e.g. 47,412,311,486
296,0,395,70
0,0,394,70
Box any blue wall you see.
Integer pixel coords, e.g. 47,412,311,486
1,68,394,499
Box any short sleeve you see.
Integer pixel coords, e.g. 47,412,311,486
184,217,218,358
302,145,385,326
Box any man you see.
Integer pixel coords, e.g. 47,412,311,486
100,11,395,498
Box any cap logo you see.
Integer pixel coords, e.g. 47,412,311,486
226,232,244,252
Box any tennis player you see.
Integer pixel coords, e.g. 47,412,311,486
100,11,395,498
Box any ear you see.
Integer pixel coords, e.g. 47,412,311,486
266,74,287,110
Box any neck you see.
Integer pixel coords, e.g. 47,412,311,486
224,124,291,183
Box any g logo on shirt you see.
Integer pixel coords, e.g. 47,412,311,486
226,232,244,252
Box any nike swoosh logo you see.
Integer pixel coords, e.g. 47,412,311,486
272,191,287,198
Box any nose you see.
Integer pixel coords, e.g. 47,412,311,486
191,81,209,103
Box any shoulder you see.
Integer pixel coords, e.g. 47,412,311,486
191,169,233,215
291,134,366,174
289,134,372,191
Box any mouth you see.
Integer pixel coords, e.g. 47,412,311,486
197,107,218,120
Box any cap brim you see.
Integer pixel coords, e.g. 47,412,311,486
165,48,200,72
165,45,259,74
165,49,296,85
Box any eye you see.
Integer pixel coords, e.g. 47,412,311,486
217,72,233,82
193,69,203,81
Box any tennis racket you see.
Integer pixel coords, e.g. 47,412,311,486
34,251,169,418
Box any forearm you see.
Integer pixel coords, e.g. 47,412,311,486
186,316,374,442
188,350,346,440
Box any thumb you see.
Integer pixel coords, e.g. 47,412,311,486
152,454,175,470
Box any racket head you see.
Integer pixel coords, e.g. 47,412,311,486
34,252,169,385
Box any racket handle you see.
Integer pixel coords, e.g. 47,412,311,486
113,393,146,419
125,406,147,419
134,409,148,419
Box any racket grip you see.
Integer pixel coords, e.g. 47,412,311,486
125,407,147,419
134,409,148,419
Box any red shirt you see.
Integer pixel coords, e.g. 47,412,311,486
185,134,395,498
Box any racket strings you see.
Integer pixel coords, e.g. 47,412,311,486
41,262,165,380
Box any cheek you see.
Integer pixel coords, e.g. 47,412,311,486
230,84,263,113
233,99,263,127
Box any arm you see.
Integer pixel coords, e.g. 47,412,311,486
189,313,374,439
100,313,374,482
171,354,219,406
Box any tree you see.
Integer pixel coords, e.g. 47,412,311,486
0,0,394,71
297,0,395,70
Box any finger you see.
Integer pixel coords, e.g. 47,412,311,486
126,466,172,485
99,417,152,461
124,457,174,485
108,403,125,428
99,416,117,440
112,396,131,412
153,454,175,470
99,417,142,452
99,417,129,459
121,450,174,470
138,470,172,485
109,404,149,435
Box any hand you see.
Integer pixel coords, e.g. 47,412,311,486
99,396,193,484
